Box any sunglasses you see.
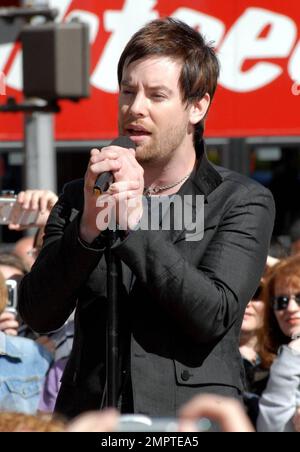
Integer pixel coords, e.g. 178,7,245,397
252,285,263,301
272,293,300,311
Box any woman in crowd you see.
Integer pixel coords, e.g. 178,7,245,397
239,257,280,426
239,280,270,425
257,255,300,432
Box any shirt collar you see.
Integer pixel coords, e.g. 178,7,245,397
178,139,223,201
193,140,223,199
0,331,23,360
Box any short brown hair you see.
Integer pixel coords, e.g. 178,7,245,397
118,17,220,150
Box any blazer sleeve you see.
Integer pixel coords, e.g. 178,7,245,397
257,346,300,432
18,182,106,333
113,184,275,343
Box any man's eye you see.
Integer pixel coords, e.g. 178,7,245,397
152,94,165,100
122,89,134,95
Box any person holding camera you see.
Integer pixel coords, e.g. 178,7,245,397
19,18,274,420
0,190,74,375
0,270,52,414
0,253,28,336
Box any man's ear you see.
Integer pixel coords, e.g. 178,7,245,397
189,93,210,125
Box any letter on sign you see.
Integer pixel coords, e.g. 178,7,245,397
219,7,297,92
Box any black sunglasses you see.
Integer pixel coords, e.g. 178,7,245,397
252,285,263,301
272,293,300,311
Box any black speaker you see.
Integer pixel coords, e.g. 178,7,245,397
21,21,90,100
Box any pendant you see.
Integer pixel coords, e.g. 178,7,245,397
144,186,161,196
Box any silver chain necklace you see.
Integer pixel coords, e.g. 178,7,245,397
143,172,191,196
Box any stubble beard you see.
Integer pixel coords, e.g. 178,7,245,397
136,123,188,166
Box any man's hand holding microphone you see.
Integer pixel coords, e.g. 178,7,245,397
79,137,144,244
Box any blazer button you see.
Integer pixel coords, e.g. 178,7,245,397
181,370,192,381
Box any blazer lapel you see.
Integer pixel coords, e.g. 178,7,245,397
167,142,223,244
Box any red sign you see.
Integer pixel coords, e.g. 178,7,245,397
1,0,300,140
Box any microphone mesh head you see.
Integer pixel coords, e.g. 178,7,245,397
111,136,136,150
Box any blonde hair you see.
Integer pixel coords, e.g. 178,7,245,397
0,271,8,315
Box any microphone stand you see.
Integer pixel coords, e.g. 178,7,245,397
106,229,119,407
97,137,135,408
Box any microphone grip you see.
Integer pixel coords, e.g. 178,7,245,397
93,136,136,195
94,172,114,195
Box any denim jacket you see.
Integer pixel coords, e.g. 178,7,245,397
0,331,52,414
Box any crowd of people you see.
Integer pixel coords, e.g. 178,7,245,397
0,190,72,410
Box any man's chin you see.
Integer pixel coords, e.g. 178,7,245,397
136,154,157,165
135,145,152,163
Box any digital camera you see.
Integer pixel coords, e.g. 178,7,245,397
0,192,39,226
5,279,18,314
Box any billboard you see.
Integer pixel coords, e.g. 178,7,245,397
0,0,300,140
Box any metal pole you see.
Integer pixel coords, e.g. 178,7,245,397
223,138,250,176
106,231,119,408
24,112,56,191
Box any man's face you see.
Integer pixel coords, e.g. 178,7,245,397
118,56,193,165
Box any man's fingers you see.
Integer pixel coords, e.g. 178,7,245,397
89,148,119,165
91,146,137,166
90,148,101,158
113,191,135,202
107,181,140,194
85,160,122,192
86,146,142,190
90,159,121,176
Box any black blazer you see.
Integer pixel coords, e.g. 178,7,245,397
19,149,275,419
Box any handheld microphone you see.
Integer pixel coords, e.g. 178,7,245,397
93,136,136,195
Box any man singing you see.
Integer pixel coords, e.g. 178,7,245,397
19,18,275,419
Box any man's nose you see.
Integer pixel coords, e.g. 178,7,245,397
129,93,147,117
